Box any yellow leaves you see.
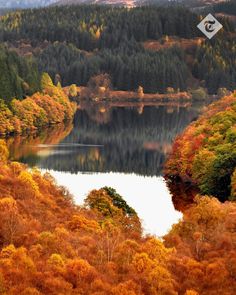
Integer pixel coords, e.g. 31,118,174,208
192,149,216,184
18,171,40,196
0,101,14,135
38,231,55,249
13,247,35,272
9,161,24,175
165,92,236,204
0,197,22,244
85,189,121,218
132,252,152,273
115,239,141,269
68,215,100,232
0,72,75,135
0,244,16,259
0,140,9,162
191,196,224,229
11,97,47,132
48,254,65,270
147,265,176,295
143,237,172,263
0,197,17,211
0,246,35,273
131,237,173,288
41,73,54,91
132,251,177,295
69,84,78,97
185,290,199,295
207,131,223,146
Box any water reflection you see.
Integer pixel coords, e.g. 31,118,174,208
7,101,206,235
7,122,73,162
9,102,202,176
44,170,182,236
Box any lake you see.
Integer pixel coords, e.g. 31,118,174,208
7,100,206,236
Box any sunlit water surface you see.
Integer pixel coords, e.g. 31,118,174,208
8,102,206,236
43,170,181,236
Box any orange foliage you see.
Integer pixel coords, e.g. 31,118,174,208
164,196,236,294
165,93,236,206
0,140,236,294
0,75,76,136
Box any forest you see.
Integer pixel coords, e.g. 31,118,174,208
0,45,40,103
0,72,76,135
0,5,234,97
0,3,236,294
165,91,236,205
0,137,236,295
213,0,236,16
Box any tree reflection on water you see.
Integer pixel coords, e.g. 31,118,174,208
8,101,205,177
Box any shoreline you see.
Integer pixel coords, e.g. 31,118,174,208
64,86,193,101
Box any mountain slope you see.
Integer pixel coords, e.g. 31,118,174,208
0,0,57,8
55,0,137,7
55,0,226,7
0,0,225,9
181,0,227,8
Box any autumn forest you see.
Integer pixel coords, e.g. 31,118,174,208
0,1,236,295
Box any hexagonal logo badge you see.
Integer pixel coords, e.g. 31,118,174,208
197,13,223,39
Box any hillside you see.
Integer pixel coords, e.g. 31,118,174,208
55,0,137,6
165,92,236,207
0,5,234,96
0,0,56,8
0,138,236,294
0,0,226,8
212,0,236,16
0,73,76,136
0,45,40,103
54,0,226,8
181,0,227,8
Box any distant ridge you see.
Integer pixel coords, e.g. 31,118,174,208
54,0,227,8
54,0,137,7
0,0,227,9
0,0,57,9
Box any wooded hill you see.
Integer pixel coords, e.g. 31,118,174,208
0,4,234,101
0,137,236,294
165,92,236,206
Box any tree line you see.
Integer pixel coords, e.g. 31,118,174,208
0,4,235,100
0,5,201,50
39,42,189,93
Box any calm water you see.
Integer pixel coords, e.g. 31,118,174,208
8,101,205,236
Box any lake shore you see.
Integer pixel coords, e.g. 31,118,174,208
64,86,193,101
